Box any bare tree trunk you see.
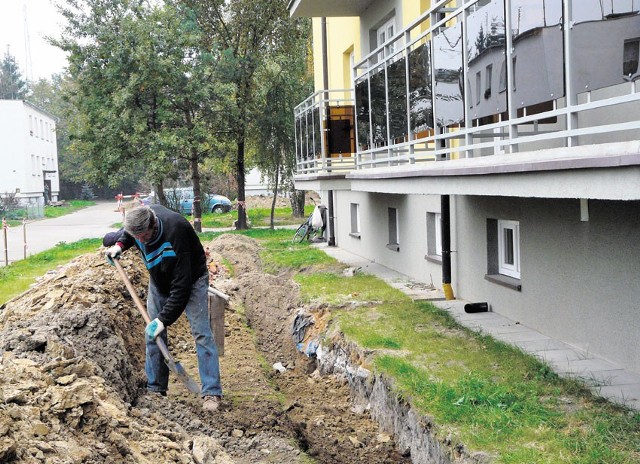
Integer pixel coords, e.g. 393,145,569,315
290,182,305,218
191,146,203,233
235,138,248,230
269,158,281,230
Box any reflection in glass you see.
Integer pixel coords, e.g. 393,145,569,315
387,57,408,142
305,110,313,160
355,78,371,151
408,42,433,137
510,0,564,108
312,108,321,157
370,66,387,147
295,117,303,160
433,19,464,127
570,0,640,92
467,0,507,121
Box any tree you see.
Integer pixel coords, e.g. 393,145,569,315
180,0,295,230
252,20,313,228
53,0,229,230
0,51,29,100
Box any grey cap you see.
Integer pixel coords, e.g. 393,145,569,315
124,206,157,236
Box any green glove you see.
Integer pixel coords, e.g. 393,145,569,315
145,318,165,342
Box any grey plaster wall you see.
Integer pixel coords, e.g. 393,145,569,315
455,196,640,374
333,190,449,287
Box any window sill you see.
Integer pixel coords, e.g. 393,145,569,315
386,243,399,252
349,232,361,239
485,274,521,291
425,254,442,264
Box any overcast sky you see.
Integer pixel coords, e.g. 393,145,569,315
0,0,68,81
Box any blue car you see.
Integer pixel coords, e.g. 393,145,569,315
141,188,233,214
176,188,232,215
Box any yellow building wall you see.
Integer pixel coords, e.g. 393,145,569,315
312,17,360,97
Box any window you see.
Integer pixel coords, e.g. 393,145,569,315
350,203,361,238
475,71,481,105
623,39,639,80
376,16,396,61
486,218,521,290
29,115,33,136
426,212,442,261
499,59,507,92
387,207,399,251
498,220,520,278
512,56,517,91
484,64,492,99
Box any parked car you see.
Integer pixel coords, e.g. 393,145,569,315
140,188,232,215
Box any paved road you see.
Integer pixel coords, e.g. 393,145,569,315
1,201,122,266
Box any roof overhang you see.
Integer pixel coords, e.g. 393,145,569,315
287,0,374,17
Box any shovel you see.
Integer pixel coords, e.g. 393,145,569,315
113,259,201,395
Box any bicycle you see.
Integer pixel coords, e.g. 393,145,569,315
292,205,326,243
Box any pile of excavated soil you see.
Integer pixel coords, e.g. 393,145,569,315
0,234,409,463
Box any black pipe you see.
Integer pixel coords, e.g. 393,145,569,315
321,17,336,246
441,195,454,299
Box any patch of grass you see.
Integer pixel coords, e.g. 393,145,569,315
200,205,314,229
0,238,102,305
292,271,640,462
44,200,96,218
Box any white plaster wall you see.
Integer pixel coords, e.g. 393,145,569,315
455,196,640,374
0,101,59,202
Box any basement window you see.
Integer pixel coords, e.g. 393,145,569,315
485,218,521,291
387,207,399,251
350,203,361,239
425,212,442,263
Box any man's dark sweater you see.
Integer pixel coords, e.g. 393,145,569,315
117,205,207,327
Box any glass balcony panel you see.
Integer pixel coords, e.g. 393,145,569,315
467,0,507,124
510,0,564,109
570,0,640,93
370,65,388,147
355,77,371,151
312,107,321,158
387,55,408,143
295,116,303,160
408,41,434,138
433,17,464,128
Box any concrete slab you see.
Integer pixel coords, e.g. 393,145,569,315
314,242,640,411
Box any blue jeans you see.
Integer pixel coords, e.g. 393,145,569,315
146,273,222,397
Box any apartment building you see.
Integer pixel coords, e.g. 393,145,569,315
289,0,640,375
0,100,60,217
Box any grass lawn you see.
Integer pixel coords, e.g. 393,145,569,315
200,205,314,229
44,200,96,218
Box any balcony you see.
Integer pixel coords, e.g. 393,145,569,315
294,89,356,177
294,0,640,182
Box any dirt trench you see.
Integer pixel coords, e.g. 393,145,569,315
0,234,410,463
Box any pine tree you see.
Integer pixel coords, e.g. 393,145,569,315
0,51,28,100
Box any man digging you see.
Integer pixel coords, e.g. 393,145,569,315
105,205,223,412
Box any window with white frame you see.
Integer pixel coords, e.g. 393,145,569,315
498,220,520,279
387,207,399,251
426,212,442,260
350,203,361,237
376,16,396,61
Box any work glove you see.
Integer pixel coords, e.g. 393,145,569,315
105,244,122,265
145,318,165,342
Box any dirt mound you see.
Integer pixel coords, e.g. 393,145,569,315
0,234,409,463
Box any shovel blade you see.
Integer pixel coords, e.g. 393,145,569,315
164,357,201,394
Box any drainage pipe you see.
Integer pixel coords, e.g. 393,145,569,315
441,195,455,300
322,17,336,246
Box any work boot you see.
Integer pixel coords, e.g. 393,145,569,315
202,395,221,412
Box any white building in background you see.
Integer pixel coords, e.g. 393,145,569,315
0,100,59,217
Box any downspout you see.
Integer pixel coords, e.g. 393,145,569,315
322,17,336,246
441,195,455,300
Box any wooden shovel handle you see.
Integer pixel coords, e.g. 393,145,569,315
113,259,152,325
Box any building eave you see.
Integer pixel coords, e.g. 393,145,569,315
288,0,374,18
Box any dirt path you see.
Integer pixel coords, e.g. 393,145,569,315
0,234,409,463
